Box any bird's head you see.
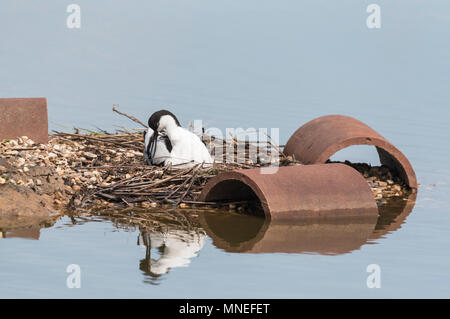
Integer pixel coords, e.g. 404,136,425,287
148,110,181,133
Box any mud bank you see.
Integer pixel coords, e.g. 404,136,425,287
0,156,62,229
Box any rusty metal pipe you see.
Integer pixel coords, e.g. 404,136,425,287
198,164,378,220
283,115,417,189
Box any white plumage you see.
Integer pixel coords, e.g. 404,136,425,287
159,115,213,167
143,127,171,165
145,110,213,168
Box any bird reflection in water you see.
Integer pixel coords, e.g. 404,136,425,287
137,228,206,285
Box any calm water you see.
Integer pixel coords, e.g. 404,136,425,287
1,1,450,298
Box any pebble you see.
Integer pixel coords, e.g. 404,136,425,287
84,152,97,159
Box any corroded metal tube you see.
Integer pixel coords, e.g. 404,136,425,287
198,164,378,220
283,115,417,189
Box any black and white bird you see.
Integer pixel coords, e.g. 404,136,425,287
144,110,213,167
143,126,172,166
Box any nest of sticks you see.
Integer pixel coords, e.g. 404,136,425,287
51,107,289,211
70,140,287,210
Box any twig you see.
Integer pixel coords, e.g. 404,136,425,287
112,105,147,128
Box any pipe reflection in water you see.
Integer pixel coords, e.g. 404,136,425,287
137,228,206,284
370,191,417,240
199,212,378,255
198,191,417,255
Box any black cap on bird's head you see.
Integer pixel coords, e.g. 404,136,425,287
148,110,181,131
145,110,181,161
